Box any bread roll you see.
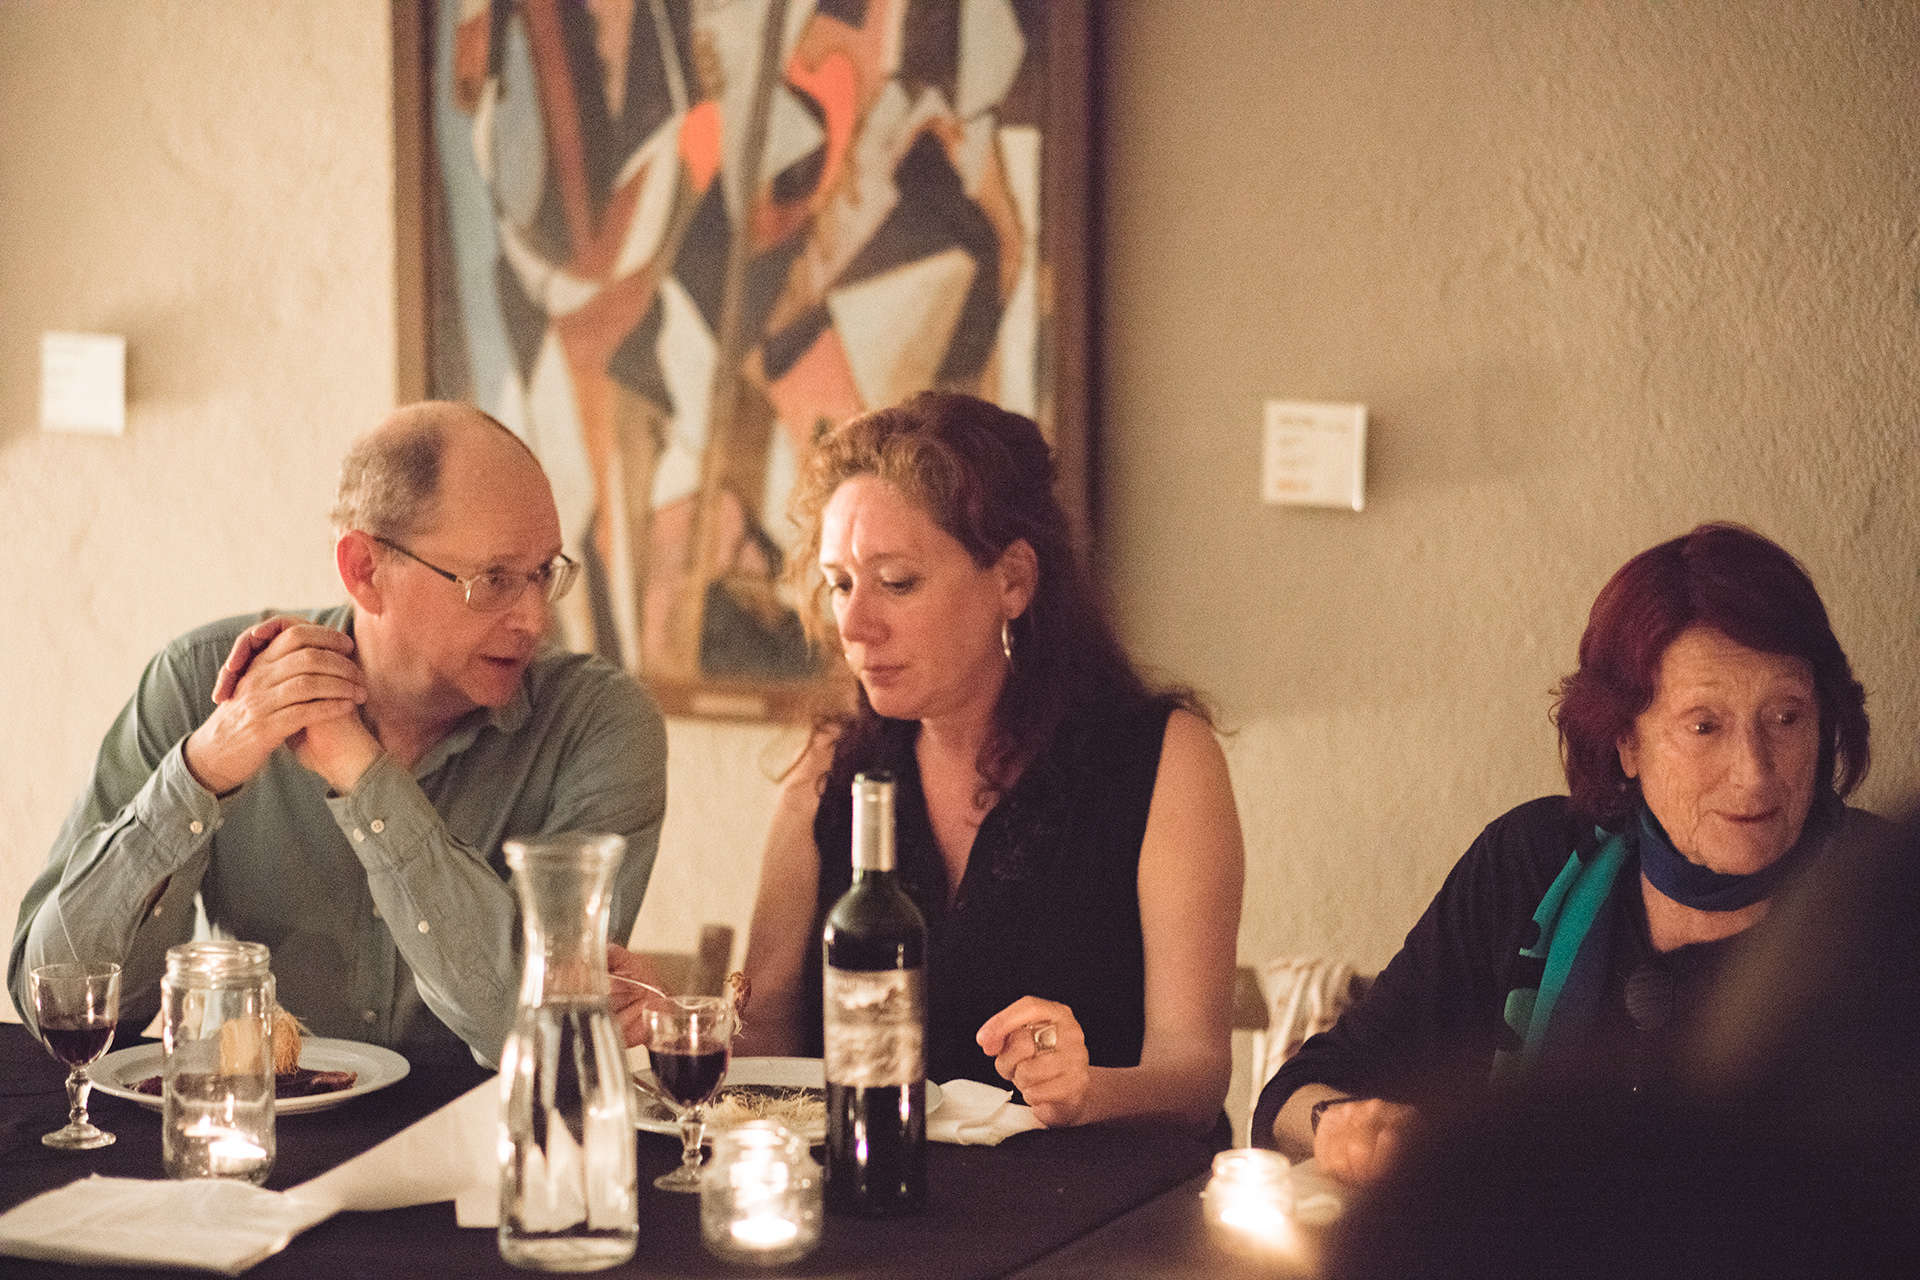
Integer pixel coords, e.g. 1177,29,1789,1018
270,1006,307,1075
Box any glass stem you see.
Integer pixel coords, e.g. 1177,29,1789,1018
66,1066,90,1130
680,1108,704,1175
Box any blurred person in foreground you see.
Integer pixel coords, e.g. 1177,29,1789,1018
614,391,1244,1129
9,403,667,1066
1255,522,1877,1183
1323,798,1920,1279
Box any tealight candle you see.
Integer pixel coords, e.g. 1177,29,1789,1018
172,1120,272,1182
701,1121,820,1266
194,1122,269,1170
1203,1148,1298,1258
731,1215,800,1249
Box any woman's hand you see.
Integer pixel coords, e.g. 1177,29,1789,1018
976,996,1092,1127
1313,1097,1418,1186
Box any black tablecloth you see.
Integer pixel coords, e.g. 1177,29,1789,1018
0,1022,1225,1279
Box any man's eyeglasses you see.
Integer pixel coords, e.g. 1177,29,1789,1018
373,536,579,612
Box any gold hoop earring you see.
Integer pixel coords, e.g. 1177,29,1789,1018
1001,617,1014,663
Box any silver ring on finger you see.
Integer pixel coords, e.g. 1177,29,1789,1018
1029,1022,1058,1054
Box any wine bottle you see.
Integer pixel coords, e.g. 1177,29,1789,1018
823,771,928,1216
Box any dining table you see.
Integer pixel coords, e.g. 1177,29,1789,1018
0,1022,1320,1279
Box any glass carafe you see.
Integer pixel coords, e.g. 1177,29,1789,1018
498,832,638,1272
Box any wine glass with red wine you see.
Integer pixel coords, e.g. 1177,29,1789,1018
642,994,737,1192
29,961,121,1150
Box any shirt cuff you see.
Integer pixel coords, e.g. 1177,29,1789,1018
141,739,227,851
325,753,438,872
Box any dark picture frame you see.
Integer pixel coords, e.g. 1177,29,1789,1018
400,0,1088,720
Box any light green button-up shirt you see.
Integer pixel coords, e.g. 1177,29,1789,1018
9,606,667,1066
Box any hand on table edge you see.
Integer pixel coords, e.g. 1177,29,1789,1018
977,996,1093,1127
1277,1087,1419,1187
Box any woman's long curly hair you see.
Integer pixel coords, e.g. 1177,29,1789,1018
788,392,1199,790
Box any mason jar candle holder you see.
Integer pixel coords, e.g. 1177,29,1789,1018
700,1120,821,1266
1203,1147,1297,1258
160,941,275,1184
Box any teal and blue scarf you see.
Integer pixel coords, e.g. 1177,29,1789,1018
1637,806,1808,911
1492,828,1628,1085
1494,800,1835,1084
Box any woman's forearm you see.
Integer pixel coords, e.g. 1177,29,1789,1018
1078,1049,1232,1130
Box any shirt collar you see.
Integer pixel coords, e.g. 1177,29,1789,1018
414,672,530,775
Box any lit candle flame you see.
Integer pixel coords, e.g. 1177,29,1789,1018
730,1215,800,1249
1205,1149,1300,1257
183,1118,268,1165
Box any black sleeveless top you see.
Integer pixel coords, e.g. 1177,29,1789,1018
802,699,1176,1086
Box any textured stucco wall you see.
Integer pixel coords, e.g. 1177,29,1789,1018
3,4,1915,1152
0,1,792,1025
0,2,401,1024
1099,0,1920,990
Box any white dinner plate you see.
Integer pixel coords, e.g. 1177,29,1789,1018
629,1054,940,1144
87,1038,411,1115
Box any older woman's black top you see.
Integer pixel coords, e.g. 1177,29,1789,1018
800,700,1175,1087
1252,796,1754,1146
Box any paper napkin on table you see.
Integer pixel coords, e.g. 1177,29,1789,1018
292,1076,497,1218
0,1077,507,1274
1288,1158,1346,1227
926,1078,1043,1145
0,1175,335,1276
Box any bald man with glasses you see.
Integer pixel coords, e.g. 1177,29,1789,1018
10,403,667,1067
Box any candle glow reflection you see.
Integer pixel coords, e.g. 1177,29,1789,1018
1204,1148,1300,1257
182,1117,269,1171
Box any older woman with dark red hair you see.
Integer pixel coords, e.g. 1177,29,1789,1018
1253,523,1873,1185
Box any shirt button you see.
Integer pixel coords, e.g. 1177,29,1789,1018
151,905,164,919
362,1010,377,1024
189,820,204,835
417,920,430,934
371,905,382,920
370,819,386,834
352,828,366,843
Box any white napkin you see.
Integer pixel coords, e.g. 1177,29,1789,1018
0,1175,335,1276
292,1077,499,1221
925,1078,1043,1145
1287,1158,1346,1227
0,1078,507,1274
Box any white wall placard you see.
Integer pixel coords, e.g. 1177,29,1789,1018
1262,399,1366,511
41,331,126,435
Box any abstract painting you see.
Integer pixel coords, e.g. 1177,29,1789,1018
419,0,1085,718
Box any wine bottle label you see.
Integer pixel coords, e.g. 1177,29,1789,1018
823,967,924,1087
